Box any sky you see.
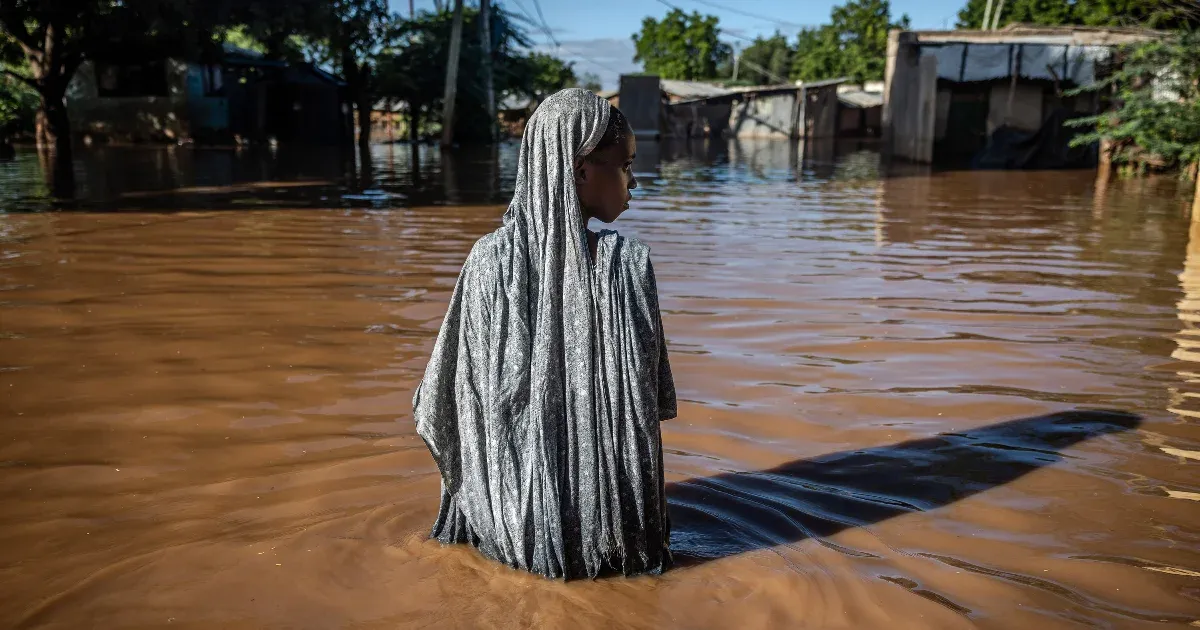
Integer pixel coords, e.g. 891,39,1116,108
389,0,970,89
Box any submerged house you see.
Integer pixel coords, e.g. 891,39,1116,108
882,25,1162,167
615,75,852,140
837,81,885,137
67,44,350,145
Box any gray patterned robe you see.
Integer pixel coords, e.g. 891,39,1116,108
412,89,677,579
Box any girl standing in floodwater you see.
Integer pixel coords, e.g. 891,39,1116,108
412,88,677,579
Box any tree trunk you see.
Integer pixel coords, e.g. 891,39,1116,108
440,0,465,147
357,97,372,154
479,0,496,143
36,81,76,198
410,103,422,186
409,103,421,145
357,94,372,176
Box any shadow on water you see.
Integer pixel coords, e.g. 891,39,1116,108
667,410,1141,565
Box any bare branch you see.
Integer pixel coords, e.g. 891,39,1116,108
0,9,42,56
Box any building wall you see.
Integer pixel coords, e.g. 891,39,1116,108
730,91,800,139
805,86,839,139
67,60,192,142
183,65,229,133
667,102,731,138
620,75,662,139
884,34,938,163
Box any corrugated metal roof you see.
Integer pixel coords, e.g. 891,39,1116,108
499,95,536,111
838,90,884,109
660,79,732,99
799,77,850,89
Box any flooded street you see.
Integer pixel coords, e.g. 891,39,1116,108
1,142,1198,628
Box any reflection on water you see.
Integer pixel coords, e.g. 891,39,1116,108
1,141,1199,628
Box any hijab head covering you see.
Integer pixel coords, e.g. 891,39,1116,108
414,88,674,579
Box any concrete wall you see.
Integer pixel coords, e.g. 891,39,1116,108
67,60,192,142
730,91,800,139
883,32,937,163
619,75,662,139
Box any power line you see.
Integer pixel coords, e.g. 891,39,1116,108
679,0,815,31
510,0,619,77
651,0,756,42
528,0,560,47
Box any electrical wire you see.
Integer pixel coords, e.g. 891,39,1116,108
651,0,756,41
678,0,814,30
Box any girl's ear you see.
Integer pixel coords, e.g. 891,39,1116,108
574,159,588,184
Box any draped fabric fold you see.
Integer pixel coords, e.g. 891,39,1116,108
412,88,676,579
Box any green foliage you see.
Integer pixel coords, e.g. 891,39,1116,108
791,26,844,83
790,0,909,83
523,53,577,98
1067,32,1200,171
956,0,1200,29
0,0,582,146
632,9,731,80
376,5,571,143
0,67,39,140
739,32,791,84
577,72,603,93
214,0,327,62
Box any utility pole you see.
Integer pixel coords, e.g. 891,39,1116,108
409,0,414,18
990,0,1006,30
732,43,740,82
480,0,496,142
440,0,465,147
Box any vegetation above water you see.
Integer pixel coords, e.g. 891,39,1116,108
629,0,1198,85
0,0,586,153
1068,31,1200,177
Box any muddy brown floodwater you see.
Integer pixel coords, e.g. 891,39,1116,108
2,142,1199,629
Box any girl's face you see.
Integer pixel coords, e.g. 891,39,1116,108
575,132,637,224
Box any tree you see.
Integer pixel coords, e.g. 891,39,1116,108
577,71,603,93
791,26,844,82
523,53,576,98
0,0,203,182
0,68,39,144
1067,32,1200,174
956,0,1200,29
310,0,391,158
376,5,570,144
789,0,909,83
208,0,329,63
632,9,730,80
831,0,909,83
739,32,791,84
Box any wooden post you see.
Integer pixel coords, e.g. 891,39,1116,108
1192,162,1200,220
440,0,465,147
480,0,496,143
1096,137,1113,191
